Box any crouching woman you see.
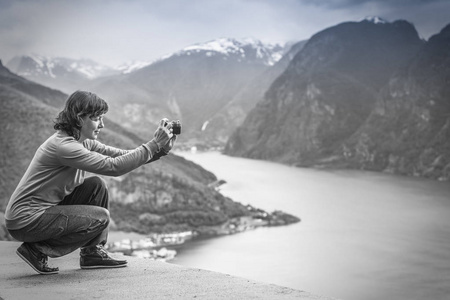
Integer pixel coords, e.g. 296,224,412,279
5,90,177,274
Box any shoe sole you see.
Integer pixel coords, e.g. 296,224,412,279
16,249,59,275
80,264,128,269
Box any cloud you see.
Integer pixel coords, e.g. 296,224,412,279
0,0,449,66
0,0,312,65
300,0,446,9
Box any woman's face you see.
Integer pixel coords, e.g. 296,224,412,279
79,115,104,142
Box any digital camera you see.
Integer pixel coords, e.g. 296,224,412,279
167,120,181,135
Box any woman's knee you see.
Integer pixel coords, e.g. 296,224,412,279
96,207,110,227
85,176,108,192
85,176,109,208
85,207,109,235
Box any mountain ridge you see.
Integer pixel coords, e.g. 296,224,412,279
167,37,285,66
87,38,290,146
4,38,298,147
337,22,450,179
224,18,450,180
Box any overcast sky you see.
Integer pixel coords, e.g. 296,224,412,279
1,0,449,67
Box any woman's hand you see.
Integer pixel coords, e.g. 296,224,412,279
162,134,177,153
153,118,173,151
152,118,178,153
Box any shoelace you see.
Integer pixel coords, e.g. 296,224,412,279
81,245,110,258
95,245,109,258
38,253,48,266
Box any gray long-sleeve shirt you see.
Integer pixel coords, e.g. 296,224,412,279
5,131,160,230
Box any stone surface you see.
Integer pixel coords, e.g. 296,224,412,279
0,241,336,300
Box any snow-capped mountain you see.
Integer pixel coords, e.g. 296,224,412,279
87,37,290,145
5,38,284,95
114,60,153,74
4,37,289,145
6,55,118,79
165,38,285,66
5,55,123,93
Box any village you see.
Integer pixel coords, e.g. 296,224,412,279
105,231,195,261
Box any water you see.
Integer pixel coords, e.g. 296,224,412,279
171,151,450,300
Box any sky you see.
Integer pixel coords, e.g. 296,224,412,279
0,0,449,67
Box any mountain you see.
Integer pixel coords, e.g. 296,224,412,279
199,40,308,145
338,23,450,179
0,61,70,240
6,39,290,147
172,37,284,66
114,60,153,74
0,61,298,240
0,61,67,205
87,38,287,147
224,19,448,178
5,55,121,93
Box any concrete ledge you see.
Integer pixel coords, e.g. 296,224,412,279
0,241,335,300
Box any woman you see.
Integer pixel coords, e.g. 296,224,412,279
5,90,176,275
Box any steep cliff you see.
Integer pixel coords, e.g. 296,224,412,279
224,19,450,179
202,40,307,144
339,24,450,179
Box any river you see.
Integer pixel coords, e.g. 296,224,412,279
170,151,450,300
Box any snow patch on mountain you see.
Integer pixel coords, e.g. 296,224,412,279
115,60,153,74
166,38,285,66
7,37,286,79
7,55,119,79
18,54,57,78
68,60,113,78
363,16,388,24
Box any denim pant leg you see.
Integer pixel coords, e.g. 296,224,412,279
59,176,110,248
9,205,110,258
8,176,111,258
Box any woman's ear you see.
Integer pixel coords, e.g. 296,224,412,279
76,114,86,128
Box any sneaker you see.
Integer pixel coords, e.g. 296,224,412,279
16,243,59,275
80,245,127,269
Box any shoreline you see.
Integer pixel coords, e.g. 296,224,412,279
107,209,300,261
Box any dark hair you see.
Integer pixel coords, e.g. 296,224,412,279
54,90,108,140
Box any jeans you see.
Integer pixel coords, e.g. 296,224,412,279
8,176,110,258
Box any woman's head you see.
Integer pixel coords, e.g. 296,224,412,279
54,90,108,140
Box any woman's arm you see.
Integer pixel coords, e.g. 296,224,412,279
57,138,159,176
84,139,130,157
59,118,175,175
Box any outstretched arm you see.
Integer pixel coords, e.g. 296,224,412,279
58,118,174,176
84,140,131,157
